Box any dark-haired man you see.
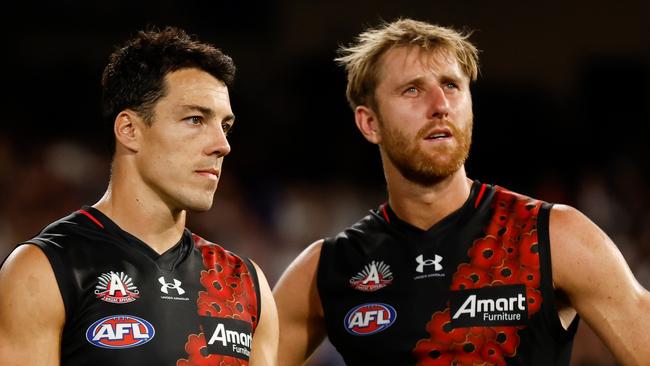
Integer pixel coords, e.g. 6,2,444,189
0,27,278,365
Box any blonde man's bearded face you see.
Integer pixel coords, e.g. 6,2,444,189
373,46,474,186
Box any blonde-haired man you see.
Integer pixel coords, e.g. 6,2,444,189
274,18,650,365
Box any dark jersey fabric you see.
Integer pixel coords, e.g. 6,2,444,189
318,182,579,366
19,207,260,366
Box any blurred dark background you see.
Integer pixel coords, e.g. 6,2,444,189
1,1,648,365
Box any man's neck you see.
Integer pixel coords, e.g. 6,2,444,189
93,181,186,255
385,166,473,231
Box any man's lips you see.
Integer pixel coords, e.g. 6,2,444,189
195,168,220,180
423,127,453,140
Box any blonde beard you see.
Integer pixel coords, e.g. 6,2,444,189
380,118,472,186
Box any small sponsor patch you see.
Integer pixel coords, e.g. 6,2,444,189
158,276,190,301
450,284,529,328
86,315,155,349
349,260,393,291
202,317,253,361
344,303,397,336
94,271,139,304
413,254,446,280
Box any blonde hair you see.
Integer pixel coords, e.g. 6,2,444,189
336,18,479,110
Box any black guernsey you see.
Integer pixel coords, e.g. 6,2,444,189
22,207,260,366
318,182,579,366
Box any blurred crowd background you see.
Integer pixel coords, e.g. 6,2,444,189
1,1,648,365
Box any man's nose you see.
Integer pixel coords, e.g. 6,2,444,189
205,123,231,157
427,85,450,119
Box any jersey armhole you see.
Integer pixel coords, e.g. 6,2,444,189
315,238,333,326
243,257,261,332
537,202,580,340
17,240,73,323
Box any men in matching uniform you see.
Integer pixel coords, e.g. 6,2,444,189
0,27,278,365
273,19,650,365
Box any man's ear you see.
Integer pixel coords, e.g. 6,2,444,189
113,110,143,152
354,105,382,145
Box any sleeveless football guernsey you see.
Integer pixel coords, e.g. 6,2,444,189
21,206,260,366
318,181,579,365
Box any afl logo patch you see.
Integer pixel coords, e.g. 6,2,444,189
344,303,397,336
86,315,155,349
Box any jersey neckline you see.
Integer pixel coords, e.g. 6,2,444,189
376,180,487,237
78,206,192,271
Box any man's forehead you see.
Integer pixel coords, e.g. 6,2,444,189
165,68,228,92
153,71,233,118
163,70,230,103
378,46,464,82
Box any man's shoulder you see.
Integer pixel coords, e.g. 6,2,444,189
190,232,229,252
327,209,384,242
320,210,391,257
22,209,97,248
189,232,251,269
491,184,547,204
3,209,101,280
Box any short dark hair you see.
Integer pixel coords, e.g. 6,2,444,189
101,26,236,124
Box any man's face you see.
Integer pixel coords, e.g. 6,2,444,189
373,46,473,185
135,68,234,212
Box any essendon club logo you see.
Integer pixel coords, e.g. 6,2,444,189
94,271,140,304
349,260,393,292
450,284,528,328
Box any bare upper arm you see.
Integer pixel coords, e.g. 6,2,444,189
0,244,65,366
550,204,650,365
249,260,279,366
273,240,326,366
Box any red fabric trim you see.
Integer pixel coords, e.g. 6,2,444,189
380,203,390,223
77,209,104,229
474,183,487,208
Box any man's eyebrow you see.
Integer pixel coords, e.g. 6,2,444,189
222,114,235,123
180,104,235,122
180,104,215,118
394,76,427,90
395,72,465,91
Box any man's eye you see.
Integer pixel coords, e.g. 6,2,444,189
404,87,419,95
445,82,458,89
187,116,203,125
222,123,233,135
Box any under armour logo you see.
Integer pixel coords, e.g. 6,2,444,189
158,276,185,295
415,254,443,273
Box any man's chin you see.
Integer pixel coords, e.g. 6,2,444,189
402,168,457,186
183,197,216,213
396,158,466,186
190,203,214,213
